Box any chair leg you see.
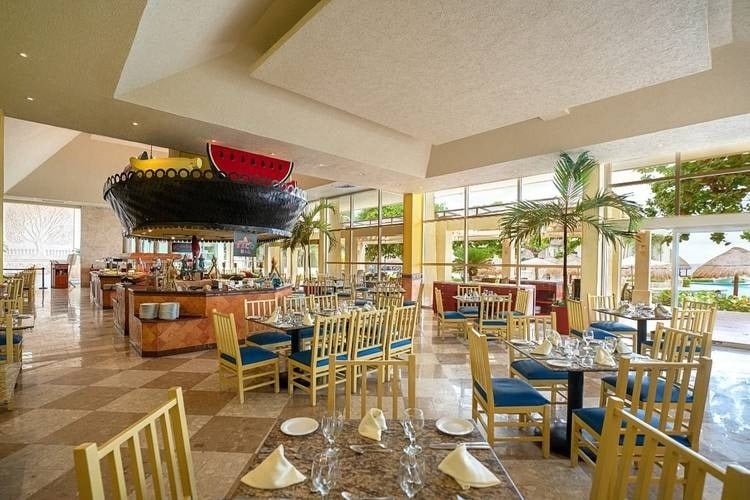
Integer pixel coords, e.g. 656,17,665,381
288,366,295,396
274,362,280,393
541,405,550,459
310,373,317,407
570,416,580,467
237,368,245,405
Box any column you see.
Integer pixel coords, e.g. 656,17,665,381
401,193,423,303
633,230,652,304
580,163,602,302
0,110,4,281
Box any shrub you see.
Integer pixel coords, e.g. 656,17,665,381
652,289,750,312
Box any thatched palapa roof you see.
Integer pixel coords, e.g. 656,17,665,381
692,247,750,278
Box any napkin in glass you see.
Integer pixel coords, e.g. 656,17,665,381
594,346,617,367
438,443,501,490
240,444,306,489
358,408,388,441
268,308,281,324
531,339,553,356
615,339,632,354
302,311,314,326
546,330,562,347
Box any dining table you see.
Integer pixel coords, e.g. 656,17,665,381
247,316,313,355
230,419,524,499
504,339,646,457
592,307,671,352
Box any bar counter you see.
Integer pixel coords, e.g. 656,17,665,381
125,286,292,357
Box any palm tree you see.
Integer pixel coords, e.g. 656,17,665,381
498,152,644,300
282,201,337,280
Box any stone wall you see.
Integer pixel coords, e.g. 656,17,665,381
80,206,122,287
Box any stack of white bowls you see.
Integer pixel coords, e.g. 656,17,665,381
139,303,158,319
158,302,180,320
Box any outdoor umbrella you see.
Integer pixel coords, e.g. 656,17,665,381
692,247,750,296
619,256,690,281
520,257,557,280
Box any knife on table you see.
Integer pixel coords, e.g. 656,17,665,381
429,442,491,449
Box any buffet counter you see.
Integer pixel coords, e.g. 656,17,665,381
90,271,147,309
124,286,292,357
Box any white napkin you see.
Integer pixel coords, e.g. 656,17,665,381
531,339,553,356
546,330,562,347
363,303,373,311
302,311,314,326
615,340,632,354
268,308,280,324
358,408,388,441
594,346,617,367
240,445,306,489
438,444,501,490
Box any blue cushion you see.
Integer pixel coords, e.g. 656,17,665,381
246,331,291,346
591,321,637,333
356,346,383,358
0,334,22,345
298,327,314,339
570,328,617,340
511,359,568,380
458,306,478,315
573,407,690,447
221,346,277,366
289,349,347,367
512,311,524,316
390,338,412,349
337,292,352,297
600,374,693,403
443,311,466,320
484,319,507,326
403,300,417,306
355,287,369,292
354,300,368,306
474,378,549,407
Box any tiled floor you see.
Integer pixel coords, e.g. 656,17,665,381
1,288,748,499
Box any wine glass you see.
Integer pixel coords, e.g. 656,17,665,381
582,327,595,348
311,453,339,499
320,412,343,456
401,408,425,455
604,336,617,355
399,453,425,498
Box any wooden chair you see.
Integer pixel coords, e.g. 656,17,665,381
310,293,339,312
434,288,466,337
212,309,279,404
508,314,567,405
373,290,403,309
19,268,36,309
587,293,637,338
349,308,390,388
477,293,513,340
641,307,715,356
288,314,351,406
74,387,197,500
244,298,291,352
467,327,551,455
0,303,23,361
567,299,622,342
456,284,481,317
601,323,704,406
327,354,416,420
513,288,531,316
385,304,418,360
589,396,750,500
572,356,712,468
2,278,24,315
283,294,308,313
0,316,22,410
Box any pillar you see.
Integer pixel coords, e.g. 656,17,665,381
633,230,652,304
401,193,423,304
0,110,4,282
580,164,602,302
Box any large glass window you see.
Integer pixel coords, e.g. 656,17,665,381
468,179,517,215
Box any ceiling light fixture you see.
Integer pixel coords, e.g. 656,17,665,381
210,139,217,143
131,121,139,126
18,52,28,58
318,163,326,167
25,96,34,101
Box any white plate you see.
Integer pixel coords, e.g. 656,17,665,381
547,360,572,368
280,417,319,436
436,417,474,436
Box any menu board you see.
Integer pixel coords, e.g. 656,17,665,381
171,242,192,253
234,232,257,257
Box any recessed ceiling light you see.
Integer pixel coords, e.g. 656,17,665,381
25,96,34,101
210,139,217,143
318,163,326,167
131,121,139,126
269,153,276,156
18,52,28,58
358,172,366,176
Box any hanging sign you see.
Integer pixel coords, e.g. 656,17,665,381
233,232,257,257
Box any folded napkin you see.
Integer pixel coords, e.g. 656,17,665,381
594,346,617,367
302,311,314,326
438,444,501,490
358,408,388,441
615,339,632,354
531,339,553,356
268,308,280,324
363,303,374,311
546,330,562,347
240,444,305,489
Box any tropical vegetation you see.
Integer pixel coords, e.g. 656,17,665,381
282,201,337,280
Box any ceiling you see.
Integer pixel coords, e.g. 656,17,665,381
2,0,750,206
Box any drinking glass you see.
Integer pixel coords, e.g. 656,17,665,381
320,412,343,456
311,453,339,499
399,453,425,498
582,327,595,347
401,408,425,455
604,337,617,355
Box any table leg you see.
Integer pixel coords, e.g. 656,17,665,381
548,371,584,456
636,320,648,353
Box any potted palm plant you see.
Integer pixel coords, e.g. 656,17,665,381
497,152,644,332
282,201,337,280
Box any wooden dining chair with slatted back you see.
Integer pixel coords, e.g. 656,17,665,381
477,293,513,341
434,288,466,337
349,308,390,389
311,293,339,312
327,354,416,420
244,298,291,353
508,314,568,405
3,278,24,316
640,306,715,356
587,293,637,341
385,304,418,359
590,396,750,500
572,356,712,468
283,294,307,313
212,309,279,404
468,326,551,456
513,288,531,316
567,299,618,342
0,315,22,410
74,387,197,500
456,284,481,318
374,290,403,309
288,313,351,406
402,281,424,325
600,323,703,406
20,267,36,309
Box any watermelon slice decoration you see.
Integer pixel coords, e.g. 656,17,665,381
207,143,293,184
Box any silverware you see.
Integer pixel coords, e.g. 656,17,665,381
429,442,491,450
349,444,392,454
341,492,394,500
